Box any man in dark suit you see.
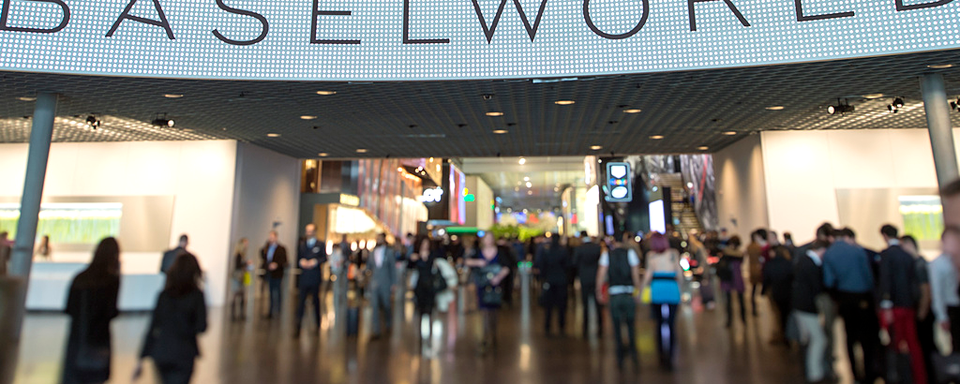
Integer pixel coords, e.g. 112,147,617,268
260,230,288,319
365,233,396,338
160,234,188,274
878,224,927,384
295,224,326,337
573,231,603,338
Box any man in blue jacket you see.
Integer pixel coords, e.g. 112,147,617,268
823,228,880,384
295,224,326,337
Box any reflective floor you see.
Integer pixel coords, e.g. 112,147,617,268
14,277,831,384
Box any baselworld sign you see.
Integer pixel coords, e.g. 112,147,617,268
0,0,955,81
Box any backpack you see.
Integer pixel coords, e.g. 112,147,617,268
716,257,733,282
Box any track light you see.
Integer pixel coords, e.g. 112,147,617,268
85,115,101,129
827,99,855,115
893,97,905,109
951,98,960,111
151,113,175,128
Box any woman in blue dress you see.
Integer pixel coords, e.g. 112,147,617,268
643,233,683,369
465,232,510,354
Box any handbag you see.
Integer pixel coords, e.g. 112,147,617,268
641,286,652,304
931,353,960,384
431,264,448,293
74,290,110,372
716,257,733,282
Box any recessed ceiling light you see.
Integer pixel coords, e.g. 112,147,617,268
722,131,737,136
356,148,368,153
492,129,508,134
650,135,664,140
318,152,329,157
316,91,337,95
300,115,317,120
928,64,954,69
526,182,533,188
267,133,281,137
486,111,504,117
523,176,530,181
697,146,709,151
590,145,603,150
555,100,575,105
623,109,642,114
17,96,36,102
518,157,526,165
863,93,885,99
766,106,785,110
164,94,183,99
527,190,533,195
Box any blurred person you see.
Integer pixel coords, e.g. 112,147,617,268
61,238,121,384
36,234,51,260
497,235,518,307
0,231,10,276
795,223,835,265
824,228,880,384
931,228,960,352
783,232,795,248
878,225,927,384
366,232,397,339
408,237,457,353
747,229,769,317
719,236,747,328
942,179,960,245
574,231,604,338
229,238,249,321
329,243,348,318
665,224,684,254
295,224,326,337
596,234,642,372
260,230,288,319
135,253,207,384
536,235,571,336
642,233,683,369
762,244,794,345
793,240,829,383
160,234,188,274
465,232,510,353
688,231,716,308
901,235,935,382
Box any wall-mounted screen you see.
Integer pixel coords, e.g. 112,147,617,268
649,200,666,234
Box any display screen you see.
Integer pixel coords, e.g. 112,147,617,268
899,195,943,241
0,202,122,244
649,200,666,234
0,0,955,81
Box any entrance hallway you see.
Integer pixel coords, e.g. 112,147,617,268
14,281,828,384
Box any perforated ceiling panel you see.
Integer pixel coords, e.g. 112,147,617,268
0,49,959,158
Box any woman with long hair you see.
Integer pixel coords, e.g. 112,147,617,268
465,232,510,354
409,236,456,353
62,237,121,384
720,236,747,328
135,253,208,384
230,238,249,321
643,233,683,369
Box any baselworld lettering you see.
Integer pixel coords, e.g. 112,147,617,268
0,0,952,44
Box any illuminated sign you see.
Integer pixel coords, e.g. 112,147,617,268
0,0,955,81
606,162,632,202
419,187,444,203
339,193,360,207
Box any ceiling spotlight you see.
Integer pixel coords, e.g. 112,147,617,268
950,98,960,111
650,135,664,140
722,131,737,136
85,115,101,129
266,133,281,137
623,108,642,114
827,99,855,115
17,96,36,102
892,97,905,108
765,106,785,111
316,91,337,95
590,145,602,150
486,111,504,117
555,100,575,105
697,146,709,151
492,129,508,134
318,153,329,157
152,117,175,127
164,94,184,99
300,115,317,120
356,148,368,153
518,157,526,165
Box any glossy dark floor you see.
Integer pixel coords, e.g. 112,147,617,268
15,277,841,384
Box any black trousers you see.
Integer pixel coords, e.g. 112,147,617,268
296,284,321,330
836,291,881,384
155,359,195,384
948,306,960,353
543,286,568,334
725,291,746,325
580,282,603,337
917,312,936,383
652,303,678,366
773,297,792,340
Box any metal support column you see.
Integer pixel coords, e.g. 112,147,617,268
1,92,57,384
921,73,960,188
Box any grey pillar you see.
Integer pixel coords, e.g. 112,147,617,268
921,73,960,188
0,93,57,384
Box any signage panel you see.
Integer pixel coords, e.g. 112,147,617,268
0,0,955,81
